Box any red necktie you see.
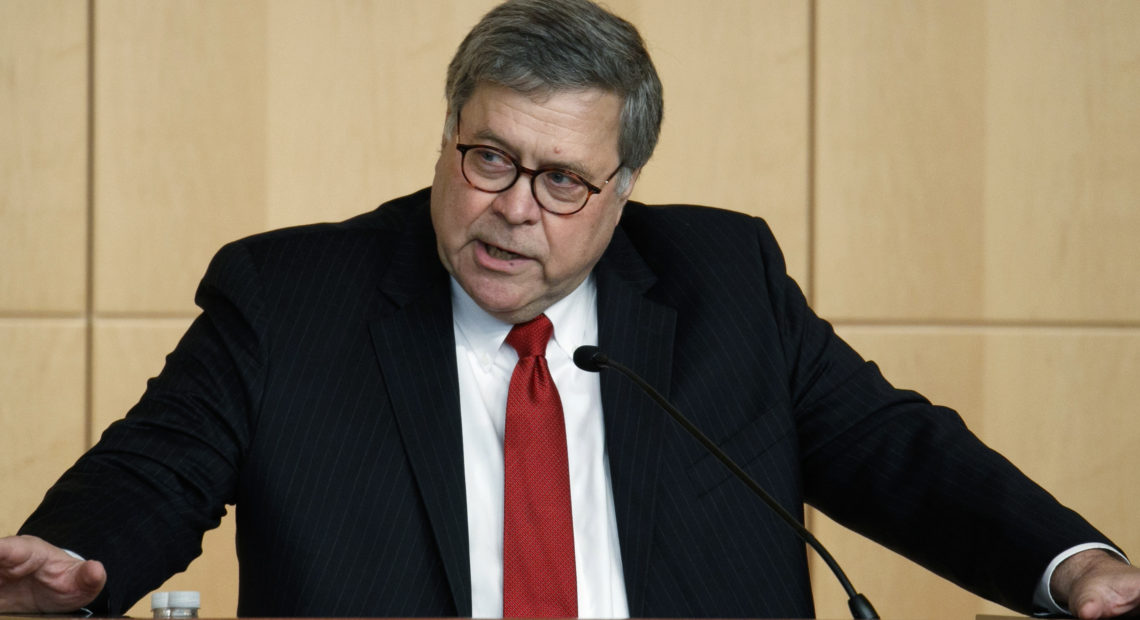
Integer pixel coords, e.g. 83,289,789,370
502,314,577,618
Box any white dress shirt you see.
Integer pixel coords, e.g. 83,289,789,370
451,275,630,618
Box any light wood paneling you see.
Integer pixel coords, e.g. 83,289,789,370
981,1,1140,322
978,330,1140,540
0,320,86,538
93,1,493,314
814,0,1140,322
94,1,810,315
92,1,269,314
618,0,810,283
264,0,810,278
90,318,192,436
92,319,239,617
809,326,1140,619
814,0,988,320
0,0,88,313
263,0,498,230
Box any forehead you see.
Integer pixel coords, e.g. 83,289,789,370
459,84,622,166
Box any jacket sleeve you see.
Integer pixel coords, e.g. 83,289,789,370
750,216,1118,614
20,241,267,615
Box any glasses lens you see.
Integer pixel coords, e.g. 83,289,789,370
460,144,593,214
535,170,590,214
463,146,517,191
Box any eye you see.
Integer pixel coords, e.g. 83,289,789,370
544,170,582,189
471,147,515,172
478,149,503,164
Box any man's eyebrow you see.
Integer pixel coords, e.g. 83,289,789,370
470,128,597,179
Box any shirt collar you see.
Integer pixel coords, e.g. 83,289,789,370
450,275,597,363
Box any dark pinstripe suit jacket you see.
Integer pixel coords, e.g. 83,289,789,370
23,188,1113,617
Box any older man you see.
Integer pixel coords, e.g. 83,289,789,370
2,0,1138,618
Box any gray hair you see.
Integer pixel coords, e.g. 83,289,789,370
444,0,663,194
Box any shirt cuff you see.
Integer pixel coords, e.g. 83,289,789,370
1033,543,1129,616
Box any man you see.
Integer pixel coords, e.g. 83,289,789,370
1,0,1139,617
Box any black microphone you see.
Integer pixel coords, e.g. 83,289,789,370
573,345,879,620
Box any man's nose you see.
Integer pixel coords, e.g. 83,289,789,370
492,174,542,225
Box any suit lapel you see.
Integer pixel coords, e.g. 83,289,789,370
594,224,677,617
368,203,472,615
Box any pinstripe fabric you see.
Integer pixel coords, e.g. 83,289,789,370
22,188,1115,617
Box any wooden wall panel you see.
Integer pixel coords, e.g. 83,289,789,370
814,0,1140,322
0,0,88,313
92,1,269,314
617,0,810,283
91,319,238,617
980,1,1140,322
809,327,1140,619
263,0,811,281
811,2,1139,612
90,319,193,437
263,0,498,230
814,0,988,320
979,330,1140,541
93,1,809,314
0,321,86,540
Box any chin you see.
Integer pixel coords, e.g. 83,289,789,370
465,285,532,319
478,298,533,322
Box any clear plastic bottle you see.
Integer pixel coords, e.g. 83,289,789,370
151,591,200,618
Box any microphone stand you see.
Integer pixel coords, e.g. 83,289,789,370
574,346,878,620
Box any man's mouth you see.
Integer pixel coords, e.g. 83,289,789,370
483,241,524,261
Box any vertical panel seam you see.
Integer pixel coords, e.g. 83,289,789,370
84,0,96,448
805,0,818,308
804,0,819,568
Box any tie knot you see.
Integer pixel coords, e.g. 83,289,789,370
506,314,553,359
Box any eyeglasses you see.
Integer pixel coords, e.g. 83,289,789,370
456,143,622,215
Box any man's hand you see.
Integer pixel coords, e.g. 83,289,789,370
0,535,106,613
1053,549,1140,619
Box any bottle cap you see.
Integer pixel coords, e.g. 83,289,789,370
150,592,169,610
167,591,201,609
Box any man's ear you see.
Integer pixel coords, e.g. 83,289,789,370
618,167,642,201
611,168,642,224
440,108,454,150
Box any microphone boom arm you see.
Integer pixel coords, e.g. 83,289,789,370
579,347,878,619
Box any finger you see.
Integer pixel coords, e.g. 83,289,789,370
1072,575,1140,619
1074,597,1106,620
0,536,28,561
74,560,106,594
0,537,42,576
28,561,106,614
